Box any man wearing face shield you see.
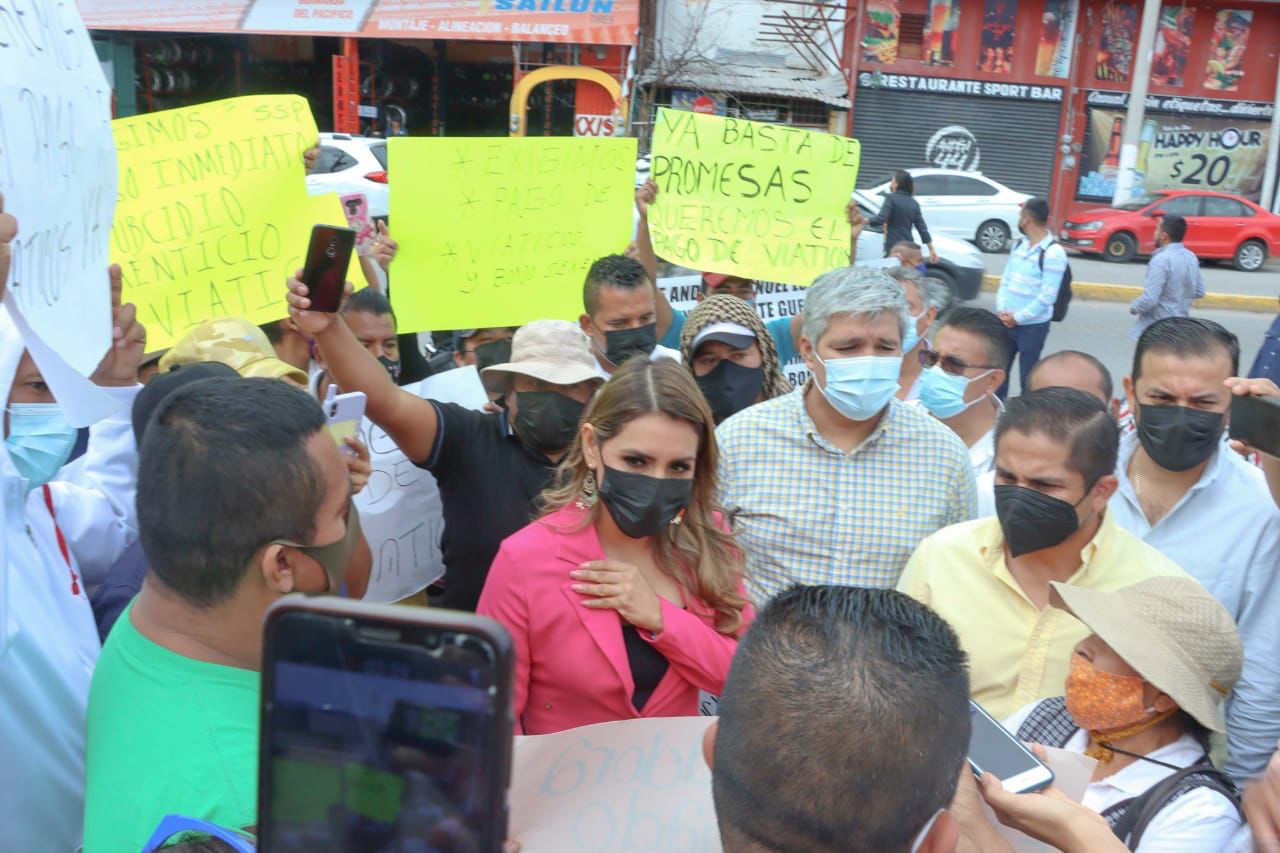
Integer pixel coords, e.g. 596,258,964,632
0,254,145,853
290,272,603,611
83,377,369,852
898,388,1191,723
1110,317,1280,782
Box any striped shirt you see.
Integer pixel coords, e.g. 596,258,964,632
716,385,977,603
1130,242,1205,340
996,235,1068,326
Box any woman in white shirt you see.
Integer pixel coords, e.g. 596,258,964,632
964,576,1244,852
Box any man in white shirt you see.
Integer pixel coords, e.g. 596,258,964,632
579,254,681,379
916,307,1007,473
1110,317,1280,782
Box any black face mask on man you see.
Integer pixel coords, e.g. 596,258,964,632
994,484,1087,557
600,323,657,366
696,360,764,422
1136,404,1225,472
514,390,585,454
598,464,693,539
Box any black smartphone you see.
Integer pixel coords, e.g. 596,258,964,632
301,224,357,313
258,598,515,853
1231,393,1280,459
967,701,1054,794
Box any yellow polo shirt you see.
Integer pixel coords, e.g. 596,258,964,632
897,514,1192,721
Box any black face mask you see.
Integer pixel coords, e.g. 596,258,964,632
598,464,693,539
1136,404,1224,472
696,360,765,423
994,484,1085,558
378,355,402,384
473,338,512,371
514,391,585,454
600,323,657,366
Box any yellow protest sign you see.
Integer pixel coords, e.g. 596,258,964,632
111,95,328,349
388,136,637,332
648,108,860,286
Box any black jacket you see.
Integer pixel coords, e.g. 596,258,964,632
870,190,932,253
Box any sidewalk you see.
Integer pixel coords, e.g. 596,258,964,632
979,275,1278,313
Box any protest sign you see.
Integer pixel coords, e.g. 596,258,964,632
0,0,118,376
648,109,860,287
387,136,636,332
511,716,719,853
357,365,489,603
111,95,337,350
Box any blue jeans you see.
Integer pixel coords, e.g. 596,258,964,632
998,322,1051,398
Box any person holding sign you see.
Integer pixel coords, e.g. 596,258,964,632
581,254,682,378
717,266,975,604
478,358,752,735
678,295,793,424
869,171,940,264
290,274,602,611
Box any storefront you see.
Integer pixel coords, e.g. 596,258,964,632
79,0,638,137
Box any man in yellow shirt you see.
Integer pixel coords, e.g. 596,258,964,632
898,387,1191,720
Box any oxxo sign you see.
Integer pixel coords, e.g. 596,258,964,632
574,113,624,137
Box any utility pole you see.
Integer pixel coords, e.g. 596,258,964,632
1110,0,1161,205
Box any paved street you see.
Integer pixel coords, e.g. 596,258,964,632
979,250,1280,300
970,292,1274,396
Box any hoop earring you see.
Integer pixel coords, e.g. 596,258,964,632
576,470,598,510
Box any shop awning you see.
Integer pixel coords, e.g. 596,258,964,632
639,62,851,109
79,0,638,46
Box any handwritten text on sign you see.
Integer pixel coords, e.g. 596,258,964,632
649,109,860,287
511,717,720,853
111,95,320,350
387,136,636,332
0,0,118,376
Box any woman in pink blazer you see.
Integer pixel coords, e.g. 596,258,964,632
478,358,754,735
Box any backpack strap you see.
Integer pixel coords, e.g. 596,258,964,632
1108,759,1241,850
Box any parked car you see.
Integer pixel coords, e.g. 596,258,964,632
1060,189,1280,271
854,168,1031,253
306,133,389,218
853,200,986,301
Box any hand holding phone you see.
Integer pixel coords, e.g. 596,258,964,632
968,701,1055,793
323,386,367,455
301,224,356,313
1228,378,1280,459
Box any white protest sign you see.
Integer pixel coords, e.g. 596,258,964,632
511,716,720,853
0,1,118,376
356,365,488,603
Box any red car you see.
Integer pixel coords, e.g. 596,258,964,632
1059,190,1280,271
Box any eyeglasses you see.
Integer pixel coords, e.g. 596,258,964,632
918,347,1001,376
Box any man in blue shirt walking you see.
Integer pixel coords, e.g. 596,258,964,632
995,197,1067,397
1129,213,1204,340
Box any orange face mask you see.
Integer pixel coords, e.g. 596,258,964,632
1064,654,1155,733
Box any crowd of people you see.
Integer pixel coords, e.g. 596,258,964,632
3,139,1280,853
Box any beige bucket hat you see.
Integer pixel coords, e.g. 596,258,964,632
1049,577,1242,733
159,317,308,387
482,319,601,387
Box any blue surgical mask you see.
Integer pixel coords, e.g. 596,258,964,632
5,403,77,490
902,309,929,354
918,365,993,419
817,355,901,421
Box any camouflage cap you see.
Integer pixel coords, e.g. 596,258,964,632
158,317,309,387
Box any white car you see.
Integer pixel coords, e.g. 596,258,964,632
851,199,986,301
855,169,1030,254
306,133,390,219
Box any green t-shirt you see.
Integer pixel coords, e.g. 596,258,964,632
83,604,259,853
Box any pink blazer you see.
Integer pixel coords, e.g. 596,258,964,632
477,504,754,735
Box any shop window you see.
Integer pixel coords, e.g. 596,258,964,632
1203,197,1250,217
898,14,927,60
943,175,999,196
1156,195,1203,216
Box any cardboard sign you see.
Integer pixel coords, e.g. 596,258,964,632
357,366,489,603
111,95,329,349
649,109,860,287
387,136,636,332
511,717,720,853
0,0,118,376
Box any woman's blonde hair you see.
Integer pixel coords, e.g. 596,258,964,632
538,357,748,634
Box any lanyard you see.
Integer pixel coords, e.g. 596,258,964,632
40,484,79,596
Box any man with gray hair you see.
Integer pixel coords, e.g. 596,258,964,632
717,266,976,603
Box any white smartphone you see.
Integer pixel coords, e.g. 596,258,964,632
967,700,1055,793
323,387,367,454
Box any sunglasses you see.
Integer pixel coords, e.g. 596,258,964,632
918,346,1001,376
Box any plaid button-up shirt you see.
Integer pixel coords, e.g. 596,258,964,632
717,386,977,604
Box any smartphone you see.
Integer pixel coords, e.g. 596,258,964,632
258,598,515,853
324,387,367,453
967,701,1055,793
1230,393,1280,459
302,225,357,313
